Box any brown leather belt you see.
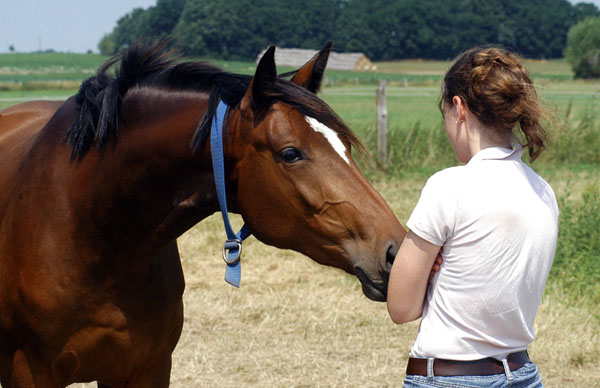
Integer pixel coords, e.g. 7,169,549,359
406,351,530,376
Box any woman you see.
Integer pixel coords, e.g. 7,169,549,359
387,46,559,388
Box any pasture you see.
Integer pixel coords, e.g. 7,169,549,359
0,53,598,387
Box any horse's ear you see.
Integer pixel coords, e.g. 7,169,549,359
251,46,277,110
290,41,332,93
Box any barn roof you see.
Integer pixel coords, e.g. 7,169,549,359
257,47,377,72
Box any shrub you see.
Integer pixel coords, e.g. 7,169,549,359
550,187,600,306
565,17,600,79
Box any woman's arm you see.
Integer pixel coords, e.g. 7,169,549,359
387,231,442,324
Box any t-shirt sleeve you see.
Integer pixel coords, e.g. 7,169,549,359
406,171,457,246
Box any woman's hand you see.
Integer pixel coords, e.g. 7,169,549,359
387,231,442,324
429,249,443,282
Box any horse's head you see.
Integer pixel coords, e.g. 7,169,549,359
225,44,406,301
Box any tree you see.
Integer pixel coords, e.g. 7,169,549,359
98,1,187,56
147,0,187,40
573,2,600,21
98,33,117,56
98,0,600,61
173,0,342,59
9,45,15,53
566,16,600,78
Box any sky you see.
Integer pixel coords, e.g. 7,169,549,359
1,0,599,54
0,0,156,53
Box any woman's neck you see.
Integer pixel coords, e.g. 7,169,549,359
464,120,512,162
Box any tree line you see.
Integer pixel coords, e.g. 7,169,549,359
99,0,599,61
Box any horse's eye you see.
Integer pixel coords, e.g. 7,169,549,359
280,147,303,163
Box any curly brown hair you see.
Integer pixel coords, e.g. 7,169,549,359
441,46,548,161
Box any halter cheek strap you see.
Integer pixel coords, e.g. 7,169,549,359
210,101,252,287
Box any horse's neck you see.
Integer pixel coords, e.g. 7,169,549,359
70,90,222,260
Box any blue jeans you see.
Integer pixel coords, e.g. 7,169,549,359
403,362,543,388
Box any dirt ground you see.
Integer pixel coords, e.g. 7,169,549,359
68,181,599,387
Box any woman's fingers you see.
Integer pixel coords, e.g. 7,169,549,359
428,251,444,281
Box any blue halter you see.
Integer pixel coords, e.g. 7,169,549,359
209,101,252,287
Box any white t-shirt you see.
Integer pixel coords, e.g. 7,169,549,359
406,146,559,360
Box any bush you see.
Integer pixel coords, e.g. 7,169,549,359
566,17,600,79
551,187,600,306
539,104,600,165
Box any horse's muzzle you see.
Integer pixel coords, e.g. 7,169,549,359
354,266,388,302
354,243,397,301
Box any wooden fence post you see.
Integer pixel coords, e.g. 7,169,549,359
376,79,387,166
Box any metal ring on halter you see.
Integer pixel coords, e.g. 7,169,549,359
222,239,243,265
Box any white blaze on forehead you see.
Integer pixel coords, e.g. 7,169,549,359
304,116,349,164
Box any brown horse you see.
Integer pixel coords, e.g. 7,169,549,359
0,41,406,388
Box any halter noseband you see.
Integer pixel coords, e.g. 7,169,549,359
210,101,252,287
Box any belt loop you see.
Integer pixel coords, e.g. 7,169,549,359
502,359,514,385
427,358,435,380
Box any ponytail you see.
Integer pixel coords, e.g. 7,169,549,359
442,46,549,161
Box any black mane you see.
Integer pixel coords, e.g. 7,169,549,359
67,40,363,159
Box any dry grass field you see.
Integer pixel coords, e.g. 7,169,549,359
68,179,599,388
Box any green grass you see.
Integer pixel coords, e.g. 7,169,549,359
320,85,600,167
0,52,106,83
552,187,600,309
322,86,443,129
0,89,78,110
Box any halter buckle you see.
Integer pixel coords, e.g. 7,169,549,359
222,239,243,265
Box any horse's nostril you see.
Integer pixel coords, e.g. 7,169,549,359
386,244,397,269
